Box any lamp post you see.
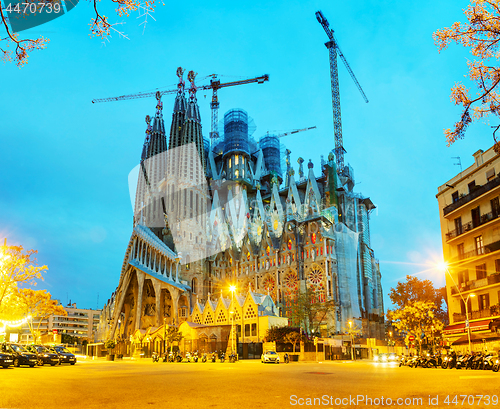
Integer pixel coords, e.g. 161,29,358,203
348,320,354,361
229,285,236,357
439,263,475,353
465,293,476,354
163,317,167,355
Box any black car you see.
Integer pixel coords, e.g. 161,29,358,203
0,350,14,368
48,346,76,365
3,343,37,367
25,344,60,366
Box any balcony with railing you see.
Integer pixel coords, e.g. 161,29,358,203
446,211,500,241
451,239,500,262
452,304,500,322
443,176,500,216
450,273,500,295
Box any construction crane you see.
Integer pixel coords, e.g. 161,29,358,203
92,71,269,144
315,10,368,174
263,126,317,139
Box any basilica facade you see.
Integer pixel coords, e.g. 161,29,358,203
99,67,385,348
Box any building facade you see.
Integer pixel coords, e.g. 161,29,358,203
18,303,101,344
99,67,385,349
437,146,500,349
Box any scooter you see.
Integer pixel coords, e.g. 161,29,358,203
152,352,159,363
228,352,237,363
201,353,207,363
220,352,225,363
211,352,217,363
193,351,199,363
186,352,191,363
175,352,183,363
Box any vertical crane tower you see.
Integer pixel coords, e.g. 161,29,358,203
316,11,368,174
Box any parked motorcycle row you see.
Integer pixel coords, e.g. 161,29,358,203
152,351,238,363
400,351,500,372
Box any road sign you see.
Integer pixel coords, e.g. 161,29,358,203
408,335,415,341
465,319,469,329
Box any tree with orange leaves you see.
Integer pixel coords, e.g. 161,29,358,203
16,288,67,343
0,244,47,311
1,0,161,67
434,0,500,150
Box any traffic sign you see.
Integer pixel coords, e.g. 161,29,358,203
408,335,415,341
465,319,469,328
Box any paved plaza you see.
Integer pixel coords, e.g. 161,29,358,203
2,359,500,408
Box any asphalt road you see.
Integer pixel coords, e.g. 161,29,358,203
1,358,500,409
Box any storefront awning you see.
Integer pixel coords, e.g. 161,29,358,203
444,319,491,335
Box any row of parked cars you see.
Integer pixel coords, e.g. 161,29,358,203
0,343,76,368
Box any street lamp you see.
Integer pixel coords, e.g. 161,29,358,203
465,293,476,353
229,285,236,357
348,320,354,361
438,262,476,353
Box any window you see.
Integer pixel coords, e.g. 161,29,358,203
229,158,231,168
244,324,250,337
235,169,239,178
454,217,462,235
191,277,197,293
452,191,459,203
487,168,496,181
472,206,481,228
251,323,257,336
475,236,484,255
476,263,487,280
492,197,500,218
457,243,465,260
458,269,469,285
237,325,241,337
235,155,239,165
468,181,476,193
479,294,490,310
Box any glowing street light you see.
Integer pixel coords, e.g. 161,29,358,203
438,262,476,353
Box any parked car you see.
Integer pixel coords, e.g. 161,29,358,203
261,350,280,364
25,344,60,366
0,349,14,368
3,343,37,367
48,345,76,365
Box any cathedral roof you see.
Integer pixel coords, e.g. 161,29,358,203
174,93,187,113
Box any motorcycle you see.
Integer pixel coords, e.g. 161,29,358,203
186,352,191,363
201,353,207,363
220,352,225,363
193,352,199,363
228,353,237,363
492,358,500,372
482,353,495,370
211,352,217,363
152,352,159,363
175,352,183,363
284,353,290,364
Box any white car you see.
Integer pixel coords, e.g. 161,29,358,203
261,350,280,364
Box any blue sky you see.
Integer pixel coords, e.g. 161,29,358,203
0,0,494,311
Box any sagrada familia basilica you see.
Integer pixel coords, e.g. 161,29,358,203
98,67,385,354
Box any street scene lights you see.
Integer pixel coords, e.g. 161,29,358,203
438,262,476,353
229,285,236,357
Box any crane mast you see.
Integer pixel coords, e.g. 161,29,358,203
315,10,368,174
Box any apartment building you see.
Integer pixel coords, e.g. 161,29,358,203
437,146,500,349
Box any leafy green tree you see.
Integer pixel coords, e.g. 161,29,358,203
389,275,448,324
264,325,299,342
283,331,302,353
387,300,444,355
288,287,335,335
165,326,183,353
